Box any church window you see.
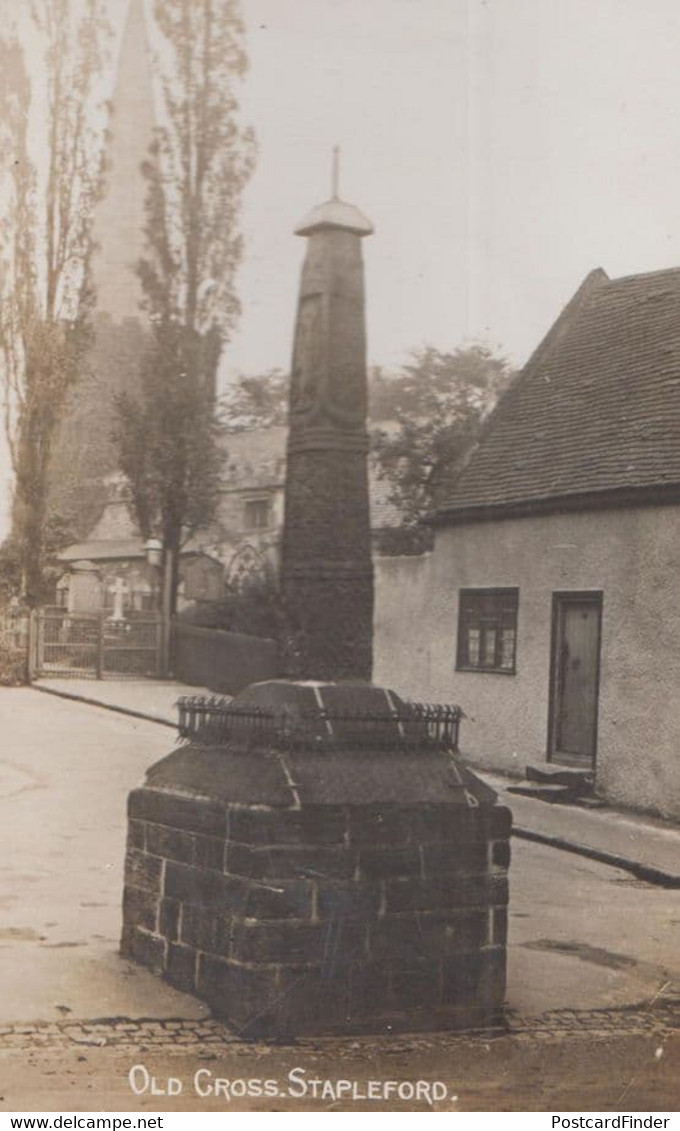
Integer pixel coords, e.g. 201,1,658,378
243,497,271,530
456,588,519,674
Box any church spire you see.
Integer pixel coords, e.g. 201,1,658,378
91,0,156,322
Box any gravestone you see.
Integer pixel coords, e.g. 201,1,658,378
68,560,102,614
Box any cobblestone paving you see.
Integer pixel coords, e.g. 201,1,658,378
1,998,679,1053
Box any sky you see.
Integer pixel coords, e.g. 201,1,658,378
235,0,680,375
5,0,680,535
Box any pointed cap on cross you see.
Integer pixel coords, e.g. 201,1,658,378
295,147,374,237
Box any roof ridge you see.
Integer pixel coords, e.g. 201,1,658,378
520,268,609,376
609,264,680,285
436,268,609,500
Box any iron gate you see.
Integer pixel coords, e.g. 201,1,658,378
32,610,162,679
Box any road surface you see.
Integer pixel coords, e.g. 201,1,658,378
0,687,678,1111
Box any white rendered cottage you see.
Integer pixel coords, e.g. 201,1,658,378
375,266,680,820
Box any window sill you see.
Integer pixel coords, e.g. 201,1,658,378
455,666,516,676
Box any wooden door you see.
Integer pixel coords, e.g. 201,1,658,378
549,593,602,766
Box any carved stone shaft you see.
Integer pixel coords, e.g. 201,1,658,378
281,198,374,680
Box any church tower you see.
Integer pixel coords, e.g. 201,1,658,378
48,0,156,539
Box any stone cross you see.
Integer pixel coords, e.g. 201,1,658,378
109,576,129,622
280,177,374,680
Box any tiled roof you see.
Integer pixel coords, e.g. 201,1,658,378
60,539,146,562
437,266,680,519
59,539,211,563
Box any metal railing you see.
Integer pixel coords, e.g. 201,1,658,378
177,695,462,753
34,610,162,679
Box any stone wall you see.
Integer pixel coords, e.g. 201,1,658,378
122,779,510,1038
374,553,433,691
170,623,282,696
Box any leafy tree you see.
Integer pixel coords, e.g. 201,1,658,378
220,366,413,432
219,366,407,433
222,369,288,431
115,322,224,561
371,345,514,551
0,1,109,605
0,514,73,608
116,0,255,612
368,365,408,423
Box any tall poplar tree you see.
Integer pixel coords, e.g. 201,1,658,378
0,0,109,605
116,0,255,611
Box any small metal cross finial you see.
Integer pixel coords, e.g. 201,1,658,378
332,145,340,199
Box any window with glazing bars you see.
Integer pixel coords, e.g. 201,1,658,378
243,497,270,530
456,588,519,673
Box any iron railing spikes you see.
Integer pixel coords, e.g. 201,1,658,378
176,695,462,753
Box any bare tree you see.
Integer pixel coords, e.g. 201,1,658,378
0,0,109,605
117,0,255,611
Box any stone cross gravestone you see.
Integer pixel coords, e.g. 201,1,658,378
108,576,129,622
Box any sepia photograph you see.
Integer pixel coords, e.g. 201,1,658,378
0,0,679,1117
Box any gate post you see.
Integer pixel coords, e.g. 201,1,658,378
37,610,45,678
159,549,173,679
156,616,164,679
96,613,104,680
27,610,37,682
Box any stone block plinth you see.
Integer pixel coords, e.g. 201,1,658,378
121,683,511,1038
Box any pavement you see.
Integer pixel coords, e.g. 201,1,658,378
34,677,216,727
484,773,680,887
3,1022,680,1112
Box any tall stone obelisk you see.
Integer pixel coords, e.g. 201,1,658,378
281,161,374,681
